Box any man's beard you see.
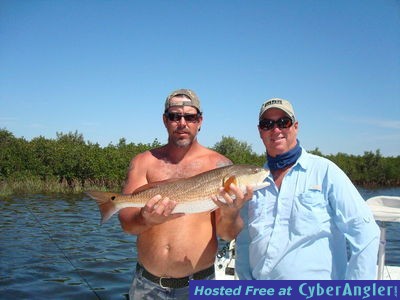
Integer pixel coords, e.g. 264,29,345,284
172,136,192,148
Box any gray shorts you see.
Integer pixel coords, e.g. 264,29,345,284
129,264,215,300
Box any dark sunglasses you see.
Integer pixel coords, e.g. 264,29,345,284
165,112,200,123
259,117,293,131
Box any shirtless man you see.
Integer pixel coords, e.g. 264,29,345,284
119,89,250,299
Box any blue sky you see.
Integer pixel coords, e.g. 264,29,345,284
1,0,399,157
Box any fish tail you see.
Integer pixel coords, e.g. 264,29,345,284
85,191,119,225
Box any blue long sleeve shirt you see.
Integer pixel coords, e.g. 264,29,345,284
235,149,380,280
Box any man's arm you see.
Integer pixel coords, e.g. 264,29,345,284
328,163,380,279
118,153,183,235
214,184,253,241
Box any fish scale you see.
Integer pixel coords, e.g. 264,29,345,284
86,164,270,224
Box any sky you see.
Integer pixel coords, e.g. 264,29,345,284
1,0,399,157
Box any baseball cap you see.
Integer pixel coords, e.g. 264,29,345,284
259,98,296,121
164,89,202,113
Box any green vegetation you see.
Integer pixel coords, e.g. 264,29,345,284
0,129,161,196
0,129,399,196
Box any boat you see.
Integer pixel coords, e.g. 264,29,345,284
215,239,237,280
366,195,400,280
215,195,400,280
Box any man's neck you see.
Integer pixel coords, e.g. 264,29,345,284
165,140,200,164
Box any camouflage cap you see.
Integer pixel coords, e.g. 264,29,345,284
259,98,296,122
164,89,202,113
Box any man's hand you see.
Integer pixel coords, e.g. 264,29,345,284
212,183,253,215
213,184,253,241
140,195,184,226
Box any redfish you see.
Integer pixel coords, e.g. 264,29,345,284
86,164,269,224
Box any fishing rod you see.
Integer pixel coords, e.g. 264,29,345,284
26,203,102,300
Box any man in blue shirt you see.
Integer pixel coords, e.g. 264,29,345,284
222,98,380,280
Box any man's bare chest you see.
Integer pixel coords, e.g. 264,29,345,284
148,160,206,182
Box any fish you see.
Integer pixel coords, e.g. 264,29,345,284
86,164,270,224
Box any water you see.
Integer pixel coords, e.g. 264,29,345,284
0,194,136,300
1,188,399,299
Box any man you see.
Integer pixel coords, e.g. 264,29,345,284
224,98,380,280
119,89,249,299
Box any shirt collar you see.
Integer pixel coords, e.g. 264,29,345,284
295,147,309,171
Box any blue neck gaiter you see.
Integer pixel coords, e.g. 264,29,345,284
267,140,302,171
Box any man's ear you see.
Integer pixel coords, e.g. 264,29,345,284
162,114,168,127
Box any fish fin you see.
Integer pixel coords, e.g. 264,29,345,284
132,178,181,194
223,176,237,192
85,191,119,225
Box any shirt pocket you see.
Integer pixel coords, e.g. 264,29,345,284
290,190,330,236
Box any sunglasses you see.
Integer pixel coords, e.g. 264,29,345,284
259,117,293,131
165,112,200,123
